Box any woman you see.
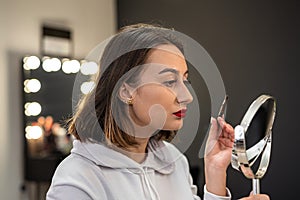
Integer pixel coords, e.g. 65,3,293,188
46,24,270,200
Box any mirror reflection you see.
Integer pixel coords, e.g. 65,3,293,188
21,55,98,181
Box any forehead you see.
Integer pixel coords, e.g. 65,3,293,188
143,44,187,75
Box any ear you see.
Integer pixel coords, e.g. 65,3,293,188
118,82,134,103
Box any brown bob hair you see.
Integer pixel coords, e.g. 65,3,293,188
68,23,184,148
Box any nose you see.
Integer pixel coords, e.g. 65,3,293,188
176,81,193,105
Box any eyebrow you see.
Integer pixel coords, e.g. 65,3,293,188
158,68,188,76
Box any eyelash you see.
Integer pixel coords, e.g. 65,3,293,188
163,79,191,87
163,80,177,87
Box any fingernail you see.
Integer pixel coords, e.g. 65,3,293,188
218,117,224,126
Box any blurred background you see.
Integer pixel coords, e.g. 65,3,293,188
0,0,299,199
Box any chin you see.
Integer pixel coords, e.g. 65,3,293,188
162,120,183,131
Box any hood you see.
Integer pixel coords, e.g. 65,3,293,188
71,138,183,175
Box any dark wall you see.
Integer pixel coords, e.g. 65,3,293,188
117,0,299,199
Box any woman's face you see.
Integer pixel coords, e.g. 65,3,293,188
129,44,193,131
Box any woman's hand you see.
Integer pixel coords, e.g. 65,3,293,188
239,193,270,200
204,117,234,196
204,117,234,169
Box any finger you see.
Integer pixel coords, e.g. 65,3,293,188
208,117,219,139
210,117,218,132
224,122,234,136
218,137,234,148
219,127,234,142
254,194,270,200
204,117,219,156
223,124,235,142
239,194,270,200
219,120,234,141
217,117,225,129
221,129,231,139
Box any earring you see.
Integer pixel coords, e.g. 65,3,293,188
127,98,133,105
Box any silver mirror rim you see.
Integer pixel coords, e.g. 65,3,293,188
231,94,276,179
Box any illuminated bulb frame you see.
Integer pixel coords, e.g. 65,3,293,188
22,55,99,140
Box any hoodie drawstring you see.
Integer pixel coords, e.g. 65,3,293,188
141,167,160,200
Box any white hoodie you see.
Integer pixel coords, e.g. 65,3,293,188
46,139,231,200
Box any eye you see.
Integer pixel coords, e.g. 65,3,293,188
163,79,177,87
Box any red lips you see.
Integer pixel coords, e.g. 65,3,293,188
173,109,187,118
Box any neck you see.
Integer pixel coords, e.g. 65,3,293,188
124,138,149,163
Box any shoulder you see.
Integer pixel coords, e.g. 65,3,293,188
52,153,104,182
49,153,106,189
47,154,107,199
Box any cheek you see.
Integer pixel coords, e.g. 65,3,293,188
133,86,175,123
138,86,174,107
